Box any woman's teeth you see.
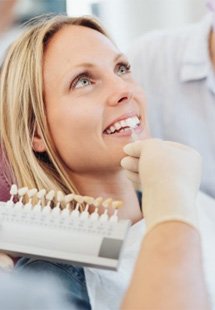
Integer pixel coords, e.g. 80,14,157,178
105,116,140,134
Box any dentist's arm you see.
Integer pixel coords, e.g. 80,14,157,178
121,139,211,310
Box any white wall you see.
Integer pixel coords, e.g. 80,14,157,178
97,0,207,51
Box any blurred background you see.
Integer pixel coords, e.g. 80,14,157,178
0,0,209,61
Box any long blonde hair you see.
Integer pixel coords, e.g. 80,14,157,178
0,14,109,196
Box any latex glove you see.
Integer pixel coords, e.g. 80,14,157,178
0,253,14,271
121,139,202,232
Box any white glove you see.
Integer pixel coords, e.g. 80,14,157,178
121,139,202,232
0,253,14,271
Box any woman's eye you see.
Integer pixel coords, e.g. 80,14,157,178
71,74,93,89
117,63,131,76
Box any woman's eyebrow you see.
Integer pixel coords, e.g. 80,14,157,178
72,53,125,69
114,53,125,62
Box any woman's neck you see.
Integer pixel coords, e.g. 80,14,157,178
69,169,143,224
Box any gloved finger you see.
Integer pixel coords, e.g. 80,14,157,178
120,156,139,173
123,139,162,157
123,141,143,157
124,170,141,184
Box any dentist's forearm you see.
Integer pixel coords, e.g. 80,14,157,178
122,222,211,310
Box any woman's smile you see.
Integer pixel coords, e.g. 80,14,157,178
103,114,144,138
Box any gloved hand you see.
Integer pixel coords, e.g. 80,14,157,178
121,139,202,232
0,253,14,271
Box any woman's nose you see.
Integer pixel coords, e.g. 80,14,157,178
106,76,133,107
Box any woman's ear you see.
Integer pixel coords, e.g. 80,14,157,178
32,125,46,153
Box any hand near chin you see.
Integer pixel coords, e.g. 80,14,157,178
0,253,14,272
121,139,202,231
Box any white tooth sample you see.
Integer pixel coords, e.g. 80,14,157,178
84,196,94,205
37,189,46,199
103,198,112,208
18,187,28,197
112,200,123,209
14,187,28,210
44,190,55,211
64,194,74,204
106,129,111,134
46,190,55,201
10,184,18,196
94,197,103,207
28,188,38,199
6,184,18,208
33,189,46,214
64,194,74,214
24,188,37,212
75,195,84,204
52,191,64,216
57,191,64,202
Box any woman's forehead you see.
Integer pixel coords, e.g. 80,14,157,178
44,25,119,65
42,24,120,93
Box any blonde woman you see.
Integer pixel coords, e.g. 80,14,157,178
0,15,210,309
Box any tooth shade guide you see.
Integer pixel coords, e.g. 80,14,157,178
6,185,124,222
1,185,130,270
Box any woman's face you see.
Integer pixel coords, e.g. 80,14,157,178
43,25,149,175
